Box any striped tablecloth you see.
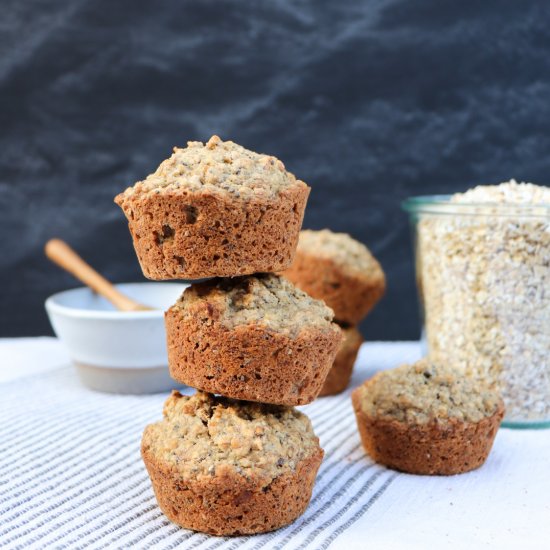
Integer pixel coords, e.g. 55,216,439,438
1,338,548,549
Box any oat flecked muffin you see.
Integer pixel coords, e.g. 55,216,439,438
351,360,504,475
141,391,324,535
166,274,343,405
115,136,310,280
319,325,363,397
283,229,386,324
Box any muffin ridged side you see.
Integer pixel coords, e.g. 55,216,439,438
283,229,385,324
351,360,504,475
166,274,343,405
141,391,323,535
319,325,363,397
115,136,310,279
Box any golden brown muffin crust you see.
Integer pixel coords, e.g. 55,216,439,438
174,273,336,337
297,229,384,277
355,359,503,424
166,275,343,406
351,360,505,475
141,391,324,535
117,135,308,201
142,391,320,482
114,138,310,280
319,325,363,397
352,397,504,475
283,229,386,324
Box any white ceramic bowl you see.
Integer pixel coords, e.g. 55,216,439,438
45,282,188,394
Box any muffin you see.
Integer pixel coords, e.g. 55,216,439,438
166,273,343,406
351,359,504,475
283,229,385,324
319,325,363,397
115,136,310,280
141,391,324,536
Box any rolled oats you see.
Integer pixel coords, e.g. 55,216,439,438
415,180,550,424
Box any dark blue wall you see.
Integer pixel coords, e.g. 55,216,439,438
2,0,550,338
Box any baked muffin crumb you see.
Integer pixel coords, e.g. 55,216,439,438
143,391,319,482
297,229,383,277
356,359,502,424
173,273,335,337
283,229,385,324
166,274,343,405
118,135,303,202
114,137,310,279
319,325,362,396
141,391,324,534
352,360,505,475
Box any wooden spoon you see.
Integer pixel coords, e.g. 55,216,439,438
45,239,153,311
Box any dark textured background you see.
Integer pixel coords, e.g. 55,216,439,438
2,0,550,339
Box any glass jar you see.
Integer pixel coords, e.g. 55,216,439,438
403,195,550,428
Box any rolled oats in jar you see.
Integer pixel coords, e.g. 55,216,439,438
403,180,550,427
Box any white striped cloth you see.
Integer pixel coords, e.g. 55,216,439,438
1,339,548,550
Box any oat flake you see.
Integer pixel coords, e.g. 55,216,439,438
417,180,550,423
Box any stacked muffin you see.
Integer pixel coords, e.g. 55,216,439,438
284,229,386,395
115,136,343,535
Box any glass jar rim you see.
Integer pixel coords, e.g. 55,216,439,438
402,195,550,218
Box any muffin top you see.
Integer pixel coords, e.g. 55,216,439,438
142,391,320,481
297,229,385,278
355,359,503,424
116,135,308,202
173,273,338,338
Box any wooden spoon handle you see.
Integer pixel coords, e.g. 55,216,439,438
45,239,145,311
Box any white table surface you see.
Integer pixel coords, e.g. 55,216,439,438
0,338,548,550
